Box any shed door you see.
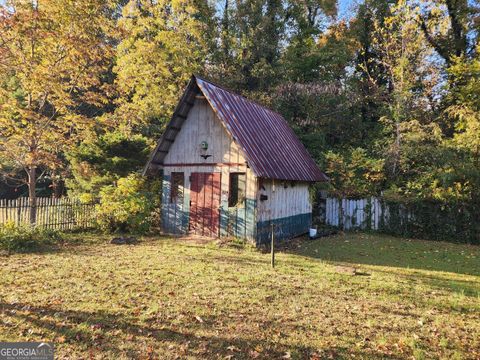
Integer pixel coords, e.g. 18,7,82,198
189,172,221,237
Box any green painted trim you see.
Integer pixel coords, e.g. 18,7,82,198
220,198,256,240
161,174,171,232
162,174,257,238
256,212,311,245
161,174,189,235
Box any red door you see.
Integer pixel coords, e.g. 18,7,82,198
189,172,221,237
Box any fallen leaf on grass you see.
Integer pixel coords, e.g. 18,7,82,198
57,336,66,343
195,316,204,323
249,350,261,358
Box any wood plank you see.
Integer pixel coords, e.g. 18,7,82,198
189,173,199,234
204,173,213,236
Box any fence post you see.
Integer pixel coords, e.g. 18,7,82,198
0,196,97,231
15,198,19,226
271,223,275,268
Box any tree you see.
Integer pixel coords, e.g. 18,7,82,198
66,130,150,201
273,80,362,155
349,0,394,126
447,51,480,165
113,0,213,135
325,148,385,197
208,0,285,92
418,0,479,65
209,0,336,92
281,20,354,83
369,0,441,178
438,45,480,202
0,0,115,224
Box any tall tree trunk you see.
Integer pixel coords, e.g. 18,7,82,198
391,122,401,177
52,178,62,199
221,0,230,58
27,166,37,226
420,0,469,65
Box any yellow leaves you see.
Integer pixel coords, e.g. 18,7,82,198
398,120,443,144
429,180,471,202
113,0,208,129
445,103,480,154
384,16,395,27
95,173,158,232
56,335,66,343
0,0,115,175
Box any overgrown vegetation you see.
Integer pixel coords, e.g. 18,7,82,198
0,222,63,253
1,0,480,239
0,233,478,359
95,174,161,234
378,199,480,244
66,131,150,202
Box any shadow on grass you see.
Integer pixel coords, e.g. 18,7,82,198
0,302,397,359
373,268,480,300
292,233,480,276
28,235,177,257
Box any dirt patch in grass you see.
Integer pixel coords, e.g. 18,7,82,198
0,234,479,359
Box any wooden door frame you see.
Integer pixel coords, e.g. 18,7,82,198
189,172,221,237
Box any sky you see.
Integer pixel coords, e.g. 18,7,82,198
338,0,362,20
0,0,362,21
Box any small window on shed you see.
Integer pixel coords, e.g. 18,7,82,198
229,173,246,207
170,172,184,204
258,178,265,191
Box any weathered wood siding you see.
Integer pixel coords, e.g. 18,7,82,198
325,197,385,230
161,98,256,239
164,98,245,165
159,97,313,244
256,180,312,244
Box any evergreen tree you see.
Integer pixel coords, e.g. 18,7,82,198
66,130,149,201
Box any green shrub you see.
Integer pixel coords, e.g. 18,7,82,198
325,148,385,198
95,174,161,234
0,222,63,253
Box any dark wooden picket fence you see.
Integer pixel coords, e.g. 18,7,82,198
0,197,96,230
324,196,479,244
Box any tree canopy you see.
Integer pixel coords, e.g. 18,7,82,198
1,0,480,208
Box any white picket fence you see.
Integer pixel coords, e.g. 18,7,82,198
0,197,96,230
325,197,389,230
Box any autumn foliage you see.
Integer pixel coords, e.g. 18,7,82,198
0,0,480,227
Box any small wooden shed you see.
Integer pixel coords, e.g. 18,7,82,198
144,75,328,244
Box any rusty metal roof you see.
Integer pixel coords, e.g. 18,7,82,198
144,75,328,182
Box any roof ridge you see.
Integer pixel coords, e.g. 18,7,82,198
194,74,327,182
193,74,237,94
144,74,328,182
193,74,284,118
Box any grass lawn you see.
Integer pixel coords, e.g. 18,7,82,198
0,233,479,359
